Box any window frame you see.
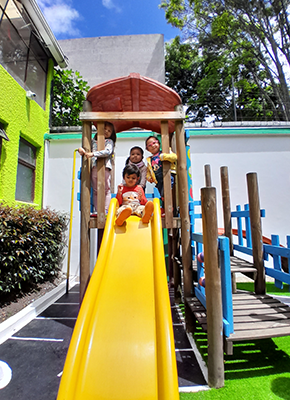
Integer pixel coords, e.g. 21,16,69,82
15,137,37,203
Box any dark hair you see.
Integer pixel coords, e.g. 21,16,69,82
94,121,116,143
122,164,140,179
145,135,160,149
130,146,144,157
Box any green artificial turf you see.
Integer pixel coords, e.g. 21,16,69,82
179,282,290,399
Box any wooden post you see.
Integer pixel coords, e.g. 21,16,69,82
201,187,224,389
220,166,235,292
97,122,106,229
161,120,173,228
172,228,182,302
80,100,92,303
175,105,194,332
204,164,212,187
246,173,265,294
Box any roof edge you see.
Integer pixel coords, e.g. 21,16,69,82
21,0,68,68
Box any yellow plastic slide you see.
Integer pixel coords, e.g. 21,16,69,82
57,198,179,400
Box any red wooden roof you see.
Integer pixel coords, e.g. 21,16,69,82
86,73,182,134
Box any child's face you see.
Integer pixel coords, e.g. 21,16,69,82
146,138,160,155
130,149,143,164
104,124,113,139
124,173,138,187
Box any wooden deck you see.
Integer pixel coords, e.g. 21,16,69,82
187,255,290,354
186,291,290,355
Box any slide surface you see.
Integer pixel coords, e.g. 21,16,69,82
57,198,179,400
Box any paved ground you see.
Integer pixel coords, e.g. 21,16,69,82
0,284,207,399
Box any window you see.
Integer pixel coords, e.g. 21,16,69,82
15,137,36,202
0,122,9,161
0,0,49,108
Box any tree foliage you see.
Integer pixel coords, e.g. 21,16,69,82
161,0,290,122
51,68,90,127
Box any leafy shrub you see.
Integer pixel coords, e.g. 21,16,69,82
0,204,68,294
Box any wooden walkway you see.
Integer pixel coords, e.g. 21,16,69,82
187,256,290,354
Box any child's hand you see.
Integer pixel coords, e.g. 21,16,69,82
117,184,123,195
78,147,85,156
84,152,94,159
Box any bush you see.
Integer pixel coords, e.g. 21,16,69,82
0,204,68,294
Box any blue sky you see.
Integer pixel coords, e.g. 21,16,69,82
37,0,180,42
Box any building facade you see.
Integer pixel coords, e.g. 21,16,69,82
0,0,67,207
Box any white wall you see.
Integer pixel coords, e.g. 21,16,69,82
189,134,290,246
43,132,290,278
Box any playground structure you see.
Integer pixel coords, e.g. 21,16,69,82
186,165,290,369
57,73,290,395
57,73,194,398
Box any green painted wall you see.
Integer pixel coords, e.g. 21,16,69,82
0,59,54,208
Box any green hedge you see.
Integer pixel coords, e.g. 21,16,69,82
0,204,68,294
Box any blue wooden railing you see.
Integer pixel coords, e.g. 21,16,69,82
192,232,234,337
231,204,265,257
189,201,290,337
264,235,290,289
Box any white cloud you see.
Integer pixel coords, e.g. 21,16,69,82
102,0,121,13
37,0,81,37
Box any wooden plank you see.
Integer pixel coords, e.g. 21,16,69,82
79,110,185,121
233,306,290,316
233,312,290,323
233,319,290,330
233,303,288,311
228,326,290,340
233,297,281,304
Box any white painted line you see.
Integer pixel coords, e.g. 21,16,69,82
57,371,63,378
175,348,195,352
35,317,77,320
172,323,184,326
179,385,210,393
53,303,79,305
9,337,64,342
0,277,78,345
186,330,208,383
0,361,12,389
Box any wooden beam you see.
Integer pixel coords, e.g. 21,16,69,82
96,122,106,229
79,110,185,121
201,186,224,389
80,100,92,303
204,164,212,187
161,121,173,229
175,105,195,333
247,172,265,294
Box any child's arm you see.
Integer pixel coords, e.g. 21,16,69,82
138,186,147,205
92,139,114,158
146,157,157,184
78,147,93,159
160,150,177,163
116,184,123,205
139,165,147,188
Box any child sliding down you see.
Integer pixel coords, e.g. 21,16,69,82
116,164,153,226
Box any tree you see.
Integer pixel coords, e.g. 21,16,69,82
161,0,290,121
51,68,90,127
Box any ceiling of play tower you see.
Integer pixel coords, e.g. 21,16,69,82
86,73,182,134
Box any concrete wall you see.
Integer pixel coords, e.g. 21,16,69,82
43,127,290,277
58,34,165,88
